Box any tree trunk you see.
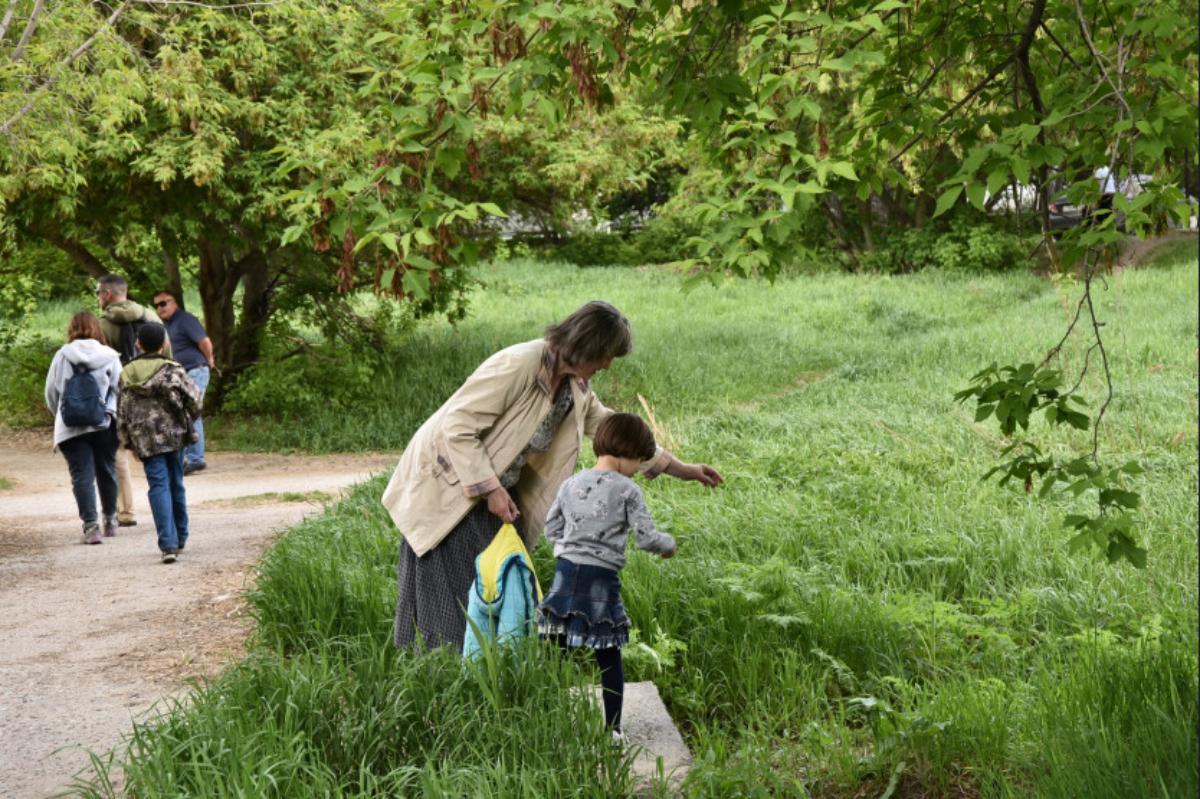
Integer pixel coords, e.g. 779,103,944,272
197,236,236,371
854,197,875,250
196,236,274,410
163,248,184,309
823,194,861,271
229,248,272,380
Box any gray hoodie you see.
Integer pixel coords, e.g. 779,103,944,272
44,339,122,449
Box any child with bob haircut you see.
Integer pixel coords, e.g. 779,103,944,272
537,412,676,743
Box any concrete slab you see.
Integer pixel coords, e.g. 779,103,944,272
580,680,692,792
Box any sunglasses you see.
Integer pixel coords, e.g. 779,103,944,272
154,300,172,308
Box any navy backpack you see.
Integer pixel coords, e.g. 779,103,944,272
60,362,107,428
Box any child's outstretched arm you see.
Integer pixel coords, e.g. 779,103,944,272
625,488,676,558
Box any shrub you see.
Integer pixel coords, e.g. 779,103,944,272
861,217,1034,274
222,297,415,420
628,214,704,264
0,335,57,427
552,230,640,267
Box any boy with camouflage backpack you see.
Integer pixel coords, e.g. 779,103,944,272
117,325,202,563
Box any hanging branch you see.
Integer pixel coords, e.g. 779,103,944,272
0,2,127,136
0,0,21,43
9,0,44,62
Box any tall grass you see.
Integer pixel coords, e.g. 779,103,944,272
78,247,1197,797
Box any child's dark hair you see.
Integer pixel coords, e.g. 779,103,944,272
592,412,656,462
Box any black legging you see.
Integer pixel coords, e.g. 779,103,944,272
594,646,624,732
553,638,625,731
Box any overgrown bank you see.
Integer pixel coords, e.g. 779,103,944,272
73,251,1198,797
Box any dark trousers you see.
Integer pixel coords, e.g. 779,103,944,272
59,424,119,525
594,646,625,731
551,638,625,731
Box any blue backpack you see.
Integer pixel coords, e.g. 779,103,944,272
462,523,542,660
60,362,107,428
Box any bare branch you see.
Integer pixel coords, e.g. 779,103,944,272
1073,0,1133,119
890,0,1046,165
0,0,20,43
1040,288,1089,368
0,2,126,136
1039,21,1081,69
131,0,284,7
10,0,44,63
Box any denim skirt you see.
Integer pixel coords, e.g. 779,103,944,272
537,558,629,649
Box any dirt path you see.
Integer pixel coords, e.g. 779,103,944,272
0,430,397,798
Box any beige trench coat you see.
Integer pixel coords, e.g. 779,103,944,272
381,339,668,556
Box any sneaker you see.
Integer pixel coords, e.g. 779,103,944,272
610,730,626,749
118,518,137,527
183,462,207,476
161,550,178,564
83,524,103,545
103,516,118,538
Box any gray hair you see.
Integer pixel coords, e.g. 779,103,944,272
97,274,128,297
544,301,632,365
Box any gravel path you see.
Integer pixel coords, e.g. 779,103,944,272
0,430,396,798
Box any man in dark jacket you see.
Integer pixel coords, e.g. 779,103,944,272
117,325,202,564
97,273,170,528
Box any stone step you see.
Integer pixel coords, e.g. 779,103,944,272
579,680,692,792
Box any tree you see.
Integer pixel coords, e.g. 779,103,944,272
3,1,1194,562
0,1,483,401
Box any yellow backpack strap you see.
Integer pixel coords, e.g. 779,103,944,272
478,523,541,602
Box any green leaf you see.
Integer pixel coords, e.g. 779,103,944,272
966,182,986,210
1099,488,1140,510
932,185,963,218
402,269,431,299
379,232,399,255
828,161,858,181
1012,158,1031,184
280,225,305,247
974,404,995,422
986,168,1009,197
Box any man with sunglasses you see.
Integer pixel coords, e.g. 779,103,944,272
152,291,214,475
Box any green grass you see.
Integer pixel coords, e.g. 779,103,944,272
76,250,1198,797
0,476,14,490
222,490,335,506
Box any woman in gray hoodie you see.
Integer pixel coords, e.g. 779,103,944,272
44,311,123,544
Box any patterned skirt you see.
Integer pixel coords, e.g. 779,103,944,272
393,502,503,653
537,558,629,650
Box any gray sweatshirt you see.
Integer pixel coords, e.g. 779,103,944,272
544,468,676,571
44,339,122,449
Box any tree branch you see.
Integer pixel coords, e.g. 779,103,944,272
0,2,126,136
1039,20,1081,69
43,234,111,279
889,0,1046,166
0,0,20,43
9,0,44,63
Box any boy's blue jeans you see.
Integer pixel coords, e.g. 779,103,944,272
142,450,188,553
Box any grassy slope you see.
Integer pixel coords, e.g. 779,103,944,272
82,249,1197,797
